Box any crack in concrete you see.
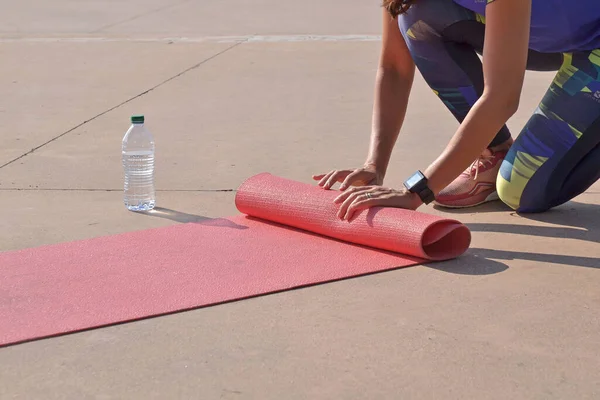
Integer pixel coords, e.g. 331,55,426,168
0,39,247,170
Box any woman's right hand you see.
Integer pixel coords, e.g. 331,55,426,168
312,164,384,191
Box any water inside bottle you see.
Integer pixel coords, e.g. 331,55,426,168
123,149,155,211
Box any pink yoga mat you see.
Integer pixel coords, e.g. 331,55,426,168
0,173,470,347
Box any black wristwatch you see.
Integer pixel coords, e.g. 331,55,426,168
403,170,436,205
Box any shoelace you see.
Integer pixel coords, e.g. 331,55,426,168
468,155,495,181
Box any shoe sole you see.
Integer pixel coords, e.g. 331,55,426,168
433,191,500,209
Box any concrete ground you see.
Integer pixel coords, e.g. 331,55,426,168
0,1,599,398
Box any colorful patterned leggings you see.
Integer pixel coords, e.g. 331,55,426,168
398,0,600,212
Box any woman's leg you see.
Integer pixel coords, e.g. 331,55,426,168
398,0,513,147
497,50,600,212
397,0,563,207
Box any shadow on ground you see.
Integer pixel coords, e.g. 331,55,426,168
426,252,509,275
142,207,212,223
432,200,514,214
144,201,599,276
434,200,600,274
142,207,247,229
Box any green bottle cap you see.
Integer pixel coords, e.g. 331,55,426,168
131,115,145,124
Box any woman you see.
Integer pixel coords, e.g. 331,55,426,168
313,0,600,221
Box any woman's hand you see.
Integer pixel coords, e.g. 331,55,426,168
333,185,422,221
312,164,384,191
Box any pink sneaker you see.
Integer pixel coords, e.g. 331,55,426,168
434,149,507,208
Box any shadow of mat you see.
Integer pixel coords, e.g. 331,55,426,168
425,252,509,275
143,207,508,275
142,202,598,275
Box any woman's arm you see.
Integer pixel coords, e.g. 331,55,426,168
333,0,533,220
313,10,416,190
423,0,531,194
366,9,416,177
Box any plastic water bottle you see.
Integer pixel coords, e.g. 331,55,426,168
122,115,155,211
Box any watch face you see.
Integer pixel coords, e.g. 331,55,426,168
406,171,424,189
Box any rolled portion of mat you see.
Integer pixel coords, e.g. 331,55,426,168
235,173,471,260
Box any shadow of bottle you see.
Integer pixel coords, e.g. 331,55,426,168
142,207,248,230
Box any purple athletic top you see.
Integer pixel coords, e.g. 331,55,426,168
453,0,600,53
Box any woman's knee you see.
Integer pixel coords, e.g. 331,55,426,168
496,170,520,210
496,160,552,213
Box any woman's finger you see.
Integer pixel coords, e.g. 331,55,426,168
344,197,385,221
334,185,365,204
337,188,374,219
324,170,349,190
343,189,394,221
339,170,364,191
312,173,326,181
317,171,335,187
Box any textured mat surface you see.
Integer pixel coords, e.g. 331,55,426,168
0,174,470,347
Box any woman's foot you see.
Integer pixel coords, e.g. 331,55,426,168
434,144,511,209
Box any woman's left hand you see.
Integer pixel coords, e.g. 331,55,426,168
334,186,423,221
334,185,423,221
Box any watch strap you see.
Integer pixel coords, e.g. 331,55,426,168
404,171,436,205
417,186,435,205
